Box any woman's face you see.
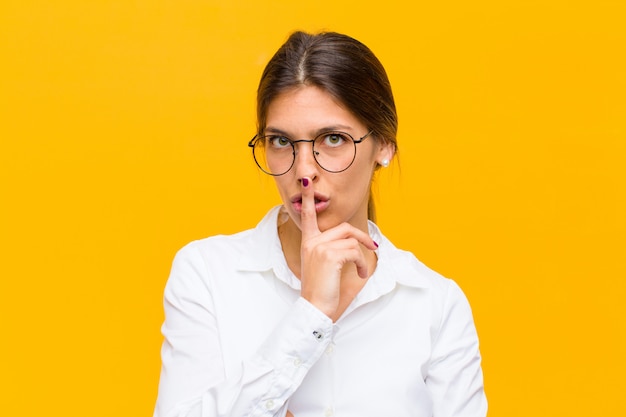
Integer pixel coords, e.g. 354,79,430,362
265,85,393,233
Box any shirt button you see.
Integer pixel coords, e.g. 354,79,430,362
293,357,302,367
324,407,334,417
265,400,275,410
325,344,334,355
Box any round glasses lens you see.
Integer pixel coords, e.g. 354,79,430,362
313,132,357,172
253,136,294,175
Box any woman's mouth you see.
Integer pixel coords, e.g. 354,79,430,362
291,194,330,213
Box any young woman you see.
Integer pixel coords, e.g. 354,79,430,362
154,31,487,417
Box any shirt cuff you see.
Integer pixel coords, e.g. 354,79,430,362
257,297,333,378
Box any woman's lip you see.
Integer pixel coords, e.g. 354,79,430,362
290,192,329,203
290,193,330,213
292,199,330,214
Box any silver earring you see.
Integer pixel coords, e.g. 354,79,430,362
381,159,389,167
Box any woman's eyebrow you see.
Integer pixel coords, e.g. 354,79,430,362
313,125,352,135
264,125,354,137
263,127,290,136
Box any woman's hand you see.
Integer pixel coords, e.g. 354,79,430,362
299,177,378,319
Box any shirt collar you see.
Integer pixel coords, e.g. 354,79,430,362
236,205,285,272
369,222,432,289
237,205,432,290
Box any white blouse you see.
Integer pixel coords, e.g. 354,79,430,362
154,206,487,417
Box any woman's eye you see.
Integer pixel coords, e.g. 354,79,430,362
322,133,346,146
269,136,291,148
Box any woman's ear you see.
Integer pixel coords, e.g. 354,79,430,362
376,141,395,167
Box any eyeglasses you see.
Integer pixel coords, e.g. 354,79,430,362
248,130,373,176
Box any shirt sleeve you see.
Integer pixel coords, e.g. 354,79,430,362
153,245,333,417
426,280,488,417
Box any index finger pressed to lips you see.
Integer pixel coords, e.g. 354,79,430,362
300,177,320,239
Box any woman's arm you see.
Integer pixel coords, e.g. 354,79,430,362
153,245,333,417
426,280,487,417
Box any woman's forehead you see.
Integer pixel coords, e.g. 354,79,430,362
265,86,365,135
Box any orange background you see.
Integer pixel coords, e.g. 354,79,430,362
1,1,624,416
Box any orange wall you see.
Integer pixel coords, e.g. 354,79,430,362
1,1,624,415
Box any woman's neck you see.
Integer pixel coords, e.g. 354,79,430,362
276,213,376,281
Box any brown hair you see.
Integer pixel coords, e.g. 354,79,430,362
257,31,398,221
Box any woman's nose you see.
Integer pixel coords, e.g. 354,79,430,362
293,141,319,180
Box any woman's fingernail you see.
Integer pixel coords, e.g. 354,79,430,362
302,178,309,187
373,240,379,248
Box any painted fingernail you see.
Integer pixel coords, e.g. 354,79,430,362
373,240,379,248
302,178,309,187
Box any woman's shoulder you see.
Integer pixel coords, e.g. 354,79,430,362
174,226,262,262
377,233,464,298
381,243,474,328
173,206,281,266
